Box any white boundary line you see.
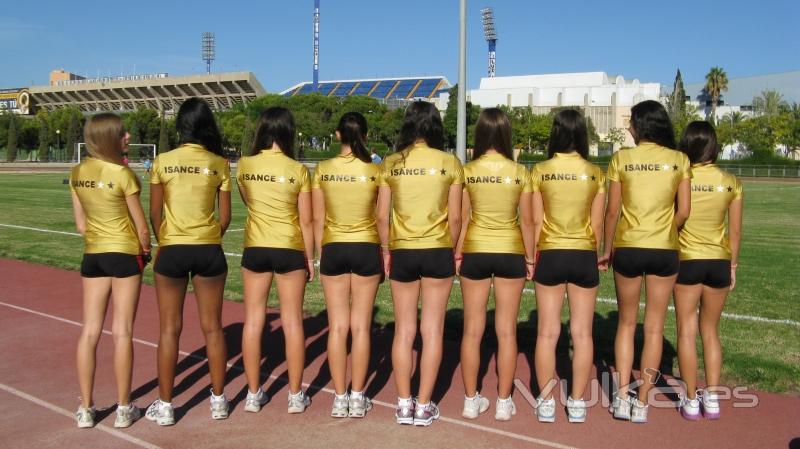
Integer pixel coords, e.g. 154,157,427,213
0,300,576,449
2,222,798,327
0,382,164,449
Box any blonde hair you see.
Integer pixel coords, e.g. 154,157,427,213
84,113,124,161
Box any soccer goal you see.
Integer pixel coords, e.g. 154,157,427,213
77,143,157,165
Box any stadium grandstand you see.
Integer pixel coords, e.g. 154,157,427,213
282,76,451,101
28,69,266,114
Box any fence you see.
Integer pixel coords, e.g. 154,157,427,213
515,162,800,178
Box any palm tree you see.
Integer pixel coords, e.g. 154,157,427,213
704,67,729,124
752,90,788,117
722,110,746,125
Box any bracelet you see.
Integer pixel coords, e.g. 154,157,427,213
730,263,738,268
454,256,463,261
525,260,535,266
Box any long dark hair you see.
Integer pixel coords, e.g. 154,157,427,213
395,101,445,153
251,107,295,158
629,100,676,149
337,112,371,163
547,109,589,159
473,107,513,160
678,121,719,164
176,98,223,155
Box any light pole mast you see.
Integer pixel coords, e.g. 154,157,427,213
313,0,320,90
457,0,467,163
202,32,215,75
481,8,497,77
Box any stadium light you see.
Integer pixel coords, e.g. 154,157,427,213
202,32,215,75
481,7,497,78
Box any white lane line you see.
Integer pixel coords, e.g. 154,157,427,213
0,383,164,449
0,300,575,449
2,222,797,327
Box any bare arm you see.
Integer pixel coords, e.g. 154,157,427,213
218,190,231,236
447,184,462,249
599,181,622,269
70,191,86,235
590,191,607,254
674,178,691,230
377,186,392,277
298,191,315,282
519,191,535,280
728,198,743,290
311,189,325,257
125,193,151,252
453,188,470,274
149,183,164,243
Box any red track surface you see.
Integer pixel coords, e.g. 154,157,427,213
1,258,798,449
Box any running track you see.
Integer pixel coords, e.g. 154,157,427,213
1,259,797,449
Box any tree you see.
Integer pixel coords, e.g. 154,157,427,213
442,84,480,149
38,112,50,161
672,102,702,143
666,69,687,120
605,127,627,149
66,113,79,160
6,114,18,162
158,113,169,155
704,67,728,124
752,90,788,117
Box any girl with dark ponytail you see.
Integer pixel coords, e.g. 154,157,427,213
311,111,383,418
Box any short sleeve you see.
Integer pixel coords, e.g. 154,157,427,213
451,156,464,185
219,161,232,192
378,160,391,187
680,154,692,180
595,167,607,193
68,168,77,193
522,165,534,193
121,168,141,197
607,153,620,182
299,166,311,193
150,156,162,185
733,176,743,200
311,163,321,189
530,165,541,192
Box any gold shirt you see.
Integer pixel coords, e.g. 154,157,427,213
70,158,142,254
311,154,381,245
462,153,532,254
237,149,311,250
150,144,231,246
679,164,742,260
379,144,464,249
607,142,692,250
531,153,606,251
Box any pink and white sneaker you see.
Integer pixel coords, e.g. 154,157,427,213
702,389,720,420
680,394,701,421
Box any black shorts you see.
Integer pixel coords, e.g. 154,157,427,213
534,249,599,288
612,248,679,278
242,247,306,274
459,253,525,280
81,253,143,278
676,259,731,288
320,242,382,277
389,248,455,282
154,244,227,278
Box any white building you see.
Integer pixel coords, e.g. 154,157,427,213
438,71,662,149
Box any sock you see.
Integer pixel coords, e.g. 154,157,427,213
398,396,413,406
497,396,511,402
351,390,364,399
417,401,430,409
289,390,304,398
210,391,225,401
160,400,172,407
465,393,478,400
118,403,132,410
335,393,348,400
249,388,262,396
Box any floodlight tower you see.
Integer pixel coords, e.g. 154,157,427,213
313,0,320,90
202,32,215,74
481,7,497,77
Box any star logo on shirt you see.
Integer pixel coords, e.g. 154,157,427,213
515,178,522,185
359,175,368,182
203,167,211,175
717,185,724,192
428,168,438,175
289,177,296,184
673,164,679,171
727,186,733,192
591,175,597,181
580,174,588,181
278,176,286,183
97,181,104,189
370,176,376,182
663,164,671,171
107,182,114,189
440,168,447,175
213,169,218,176
504,176,512,184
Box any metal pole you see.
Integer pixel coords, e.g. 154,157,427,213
456,0,467,163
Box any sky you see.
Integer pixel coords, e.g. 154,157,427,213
2,0,798,92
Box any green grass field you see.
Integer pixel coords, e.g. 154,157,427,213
0,171,797,394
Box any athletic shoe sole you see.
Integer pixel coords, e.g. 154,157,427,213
568,415,586,423
704,410,720,420
681,409,701,421
537,415,556,423
211,411,229,420
331,409,348,418
77,421,94,429
413,418,435,427
396,416,414,425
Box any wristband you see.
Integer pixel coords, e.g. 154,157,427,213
525,260,535,266
730,263,738,268
142,251,152,264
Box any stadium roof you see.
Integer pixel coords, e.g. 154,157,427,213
29,71,266,113
683,71,800,106
282,76,451,100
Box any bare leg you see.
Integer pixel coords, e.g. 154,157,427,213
276,269,307,394
674,283,702,397
534,282,566,399
566,283,597,400
322,274,352,395
242,268,273,393
638,274,677,401
154,273,188,402
192,272,228,396
699,285,729,391
391,280,421,399
613,272,642,397
459,277,491,397
417,276,453,404
110,275,142,405
76,277,112,408
493,277,524,398
349,274,380,392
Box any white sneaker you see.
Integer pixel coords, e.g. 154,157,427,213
210,391,229,420
145,399,175,426
461,393,490,419
114,403,141,428
609,393,631,421
566,397,586,423
535,397,556,423
630,398,648,423
76,405,96,428
244,388,268,413
680,393,701,421
331,393,349,418
702,389,720,420
494,397,516,421
288,390,310,414
348,393,372,418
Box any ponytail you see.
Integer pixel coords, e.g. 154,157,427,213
337,112,371,163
